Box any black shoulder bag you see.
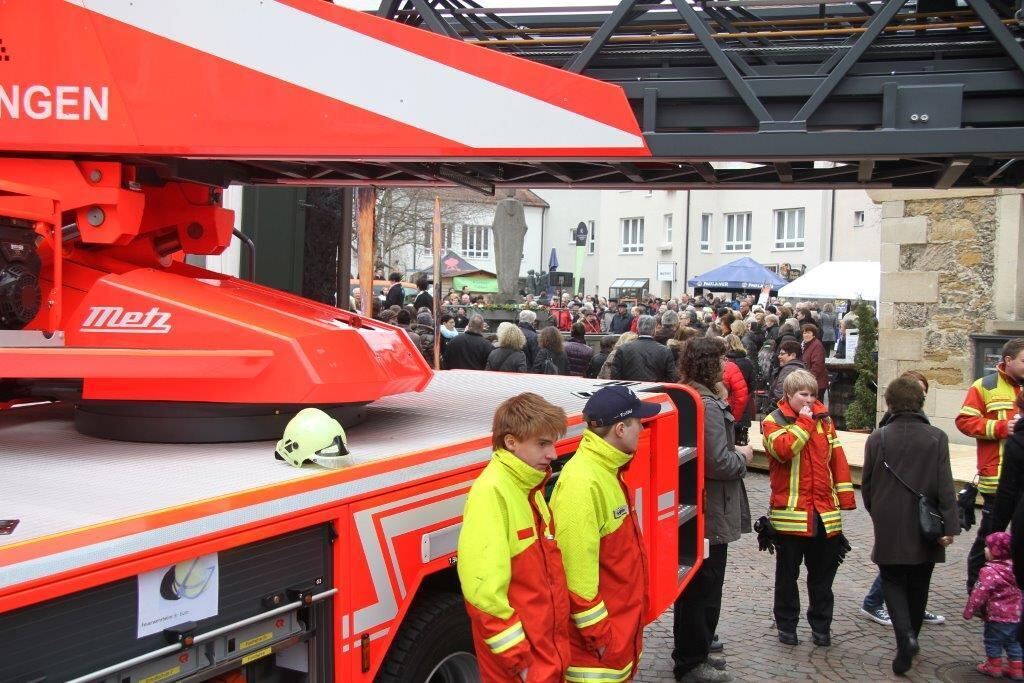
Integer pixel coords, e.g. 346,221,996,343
880,427,945,544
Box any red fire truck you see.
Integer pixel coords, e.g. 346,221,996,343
0,1,704,681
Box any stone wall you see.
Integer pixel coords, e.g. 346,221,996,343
870,189,1024,445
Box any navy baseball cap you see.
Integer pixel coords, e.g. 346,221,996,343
584,386,660,427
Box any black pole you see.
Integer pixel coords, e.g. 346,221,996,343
337,189,354,310
232,228,256,283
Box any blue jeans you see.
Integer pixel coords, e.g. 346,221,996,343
984,621,1023,660
862,574,884,611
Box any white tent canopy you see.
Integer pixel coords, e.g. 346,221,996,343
778,261,880,303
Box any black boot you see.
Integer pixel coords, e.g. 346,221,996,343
892,633,914,676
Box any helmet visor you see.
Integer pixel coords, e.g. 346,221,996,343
316,434,349,457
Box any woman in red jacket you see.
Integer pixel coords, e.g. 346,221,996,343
720,337,750,423
801,324,829,397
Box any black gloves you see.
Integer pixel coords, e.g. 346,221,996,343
754,516,776,555
836,533,852,564
958,481,978,531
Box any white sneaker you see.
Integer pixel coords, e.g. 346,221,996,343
922,610,946,625
678,662,734,683
859,606,892,626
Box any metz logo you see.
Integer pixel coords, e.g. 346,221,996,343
81,306,172,334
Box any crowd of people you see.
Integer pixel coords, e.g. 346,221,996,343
370,281,856,418
366,274,1024,682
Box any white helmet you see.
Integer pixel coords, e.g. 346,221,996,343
275,408,351,469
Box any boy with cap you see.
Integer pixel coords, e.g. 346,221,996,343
550,385,660,682
457,393,572,682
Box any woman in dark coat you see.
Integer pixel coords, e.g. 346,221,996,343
532,325,568,375
485,322,528,373
800,324,829,396
862,377,959,676
992,392,1024,532
587,335,616,379
672,337,752,681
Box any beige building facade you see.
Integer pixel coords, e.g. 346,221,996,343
536,188,881,300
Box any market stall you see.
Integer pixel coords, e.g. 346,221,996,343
688,256,788,295
778,261,879,305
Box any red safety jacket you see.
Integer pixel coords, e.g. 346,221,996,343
550,430,648,683
554,308,573,332
761,400,856,536
722,360,749,422
457,449,571,681
956,363,1022,495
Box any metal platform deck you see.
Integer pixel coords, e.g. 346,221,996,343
0,372,667,589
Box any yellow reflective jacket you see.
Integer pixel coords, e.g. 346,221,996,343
457,449,571,681
550,430,648,683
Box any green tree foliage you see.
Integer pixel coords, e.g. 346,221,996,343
844,299,878,430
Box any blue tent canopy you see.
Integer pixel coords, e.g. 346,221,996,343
687,256,788,290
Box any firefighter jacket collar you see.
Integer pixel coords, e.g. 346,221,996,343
578,429,633,471
493,448,547,491
998,363,1022,389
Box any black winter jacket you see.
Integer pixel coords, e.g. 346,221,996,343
517,322,539,366
993,420,1024,532
610,336,678,382
532,348,568,375
587,351,609,379
486,347,528,373
384,282,405,309
441,330,492,370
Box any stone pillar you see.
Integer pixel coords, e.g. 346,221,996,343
868,189,1024,445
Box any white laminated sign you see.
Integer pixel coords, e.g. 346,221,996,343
137,553,219,638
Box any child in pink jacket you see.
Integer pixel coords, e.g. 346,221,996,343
965,531,1023,679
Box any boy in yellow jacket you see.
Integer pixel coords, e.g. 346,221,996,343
457,392,572,681
551,385,659,683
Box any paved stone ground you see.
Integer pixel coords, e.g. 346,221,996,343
637,472,997,683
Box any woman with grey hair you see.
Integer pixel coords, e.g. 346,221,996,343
485,322,528,373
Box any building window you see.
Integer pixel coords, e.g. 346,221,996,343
853,210,865,227
442,224,455,250
587,219,596,254
774,208,805,249
700,213,712,252
663,213,673,243
620,217,645,254
463,224,490,259
723,212,752,252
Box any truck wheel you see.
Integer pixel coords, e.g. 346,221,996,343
376,592,479,683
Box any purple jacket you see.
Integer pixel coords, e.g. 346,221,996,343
964,559,1022,623
564,340,594,377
